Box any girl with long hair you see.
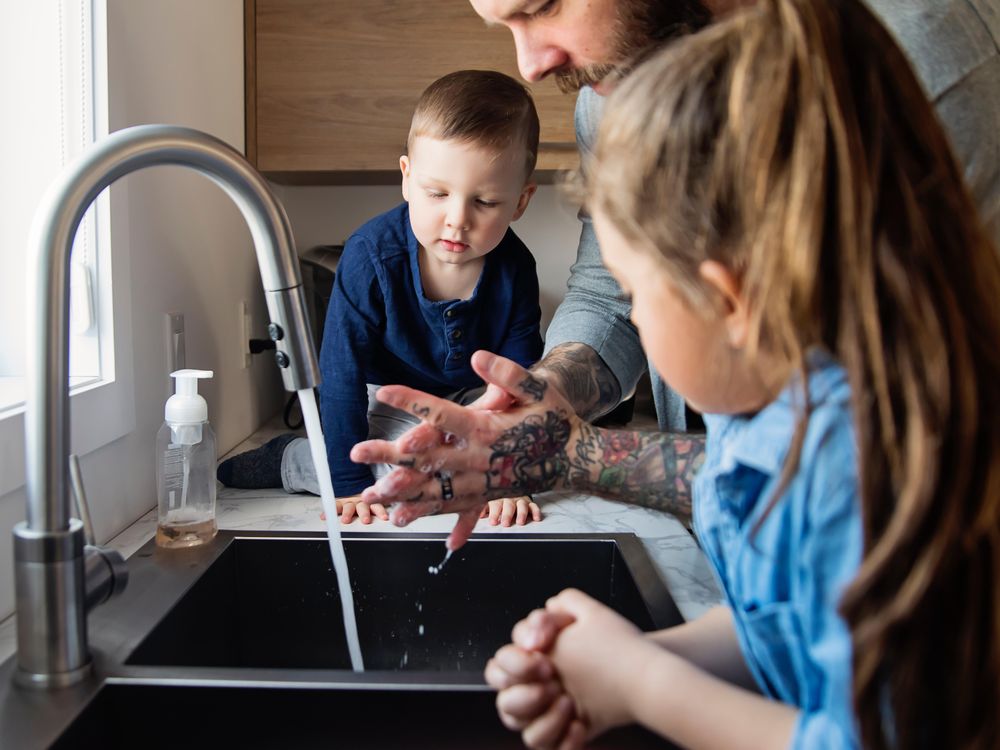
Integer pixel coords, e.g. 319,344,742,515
485,0,1000,747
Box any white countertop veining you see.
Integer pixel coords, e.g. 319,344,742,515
0,425,723,664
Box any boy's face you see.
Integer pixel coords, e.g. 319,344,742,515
400,136,536,268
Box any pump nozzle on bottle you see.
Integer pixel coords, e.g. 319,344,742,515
166,369,213,445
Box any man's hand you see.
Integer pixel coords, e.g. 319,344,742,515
350,351,583,548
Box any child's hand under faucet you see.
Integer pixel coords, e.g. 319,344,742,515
321,495,542,526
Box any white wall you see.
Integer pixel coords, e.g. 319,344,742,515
0,0,283,620
275,183,583,334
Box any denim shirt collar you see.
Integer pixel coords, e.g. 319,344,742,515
702,348,850,519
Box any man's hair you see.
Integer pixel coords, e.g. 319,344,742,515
407,70,540,179
576,1,1000,747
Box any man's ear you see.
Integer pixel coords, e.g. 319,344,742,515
698,260,749,348
511,182,538,221
399,155,410,202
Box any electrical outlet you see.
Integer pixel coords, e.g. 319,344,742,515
239,300,252,369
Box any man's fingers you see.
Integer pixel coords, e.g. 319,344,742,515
447,508,482,550
471,351,548,405
352,440,489,476
374,385,480,436
371,469,489,516
467,382,516,412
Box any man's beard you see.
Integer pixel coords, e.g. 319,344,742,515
554,0,712,93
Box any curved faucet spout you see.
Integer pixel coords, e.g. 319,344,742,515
16,125,320,687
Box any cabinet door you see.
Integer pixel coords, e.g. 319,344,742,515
246,0,579,182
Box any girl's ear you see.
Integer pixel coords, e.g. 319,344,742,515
698,260,750,349
511,182,538,221
399,155,410,202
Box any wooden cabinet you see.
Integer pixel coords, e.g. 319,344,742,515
245,0,579,183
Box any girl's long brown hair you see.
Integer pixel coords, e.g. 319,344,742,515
584,1,1000,746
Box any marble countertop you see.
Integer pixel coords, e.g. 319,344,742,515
0,424,723,664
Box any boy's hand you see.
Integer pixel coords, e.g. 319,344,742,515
350,351,579,549
481,496,542,526
319,495,389,524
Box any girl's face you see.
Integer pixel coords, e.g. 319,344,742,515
593,210,778,415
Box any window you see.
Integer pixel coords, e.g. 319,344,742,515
0,1,132,497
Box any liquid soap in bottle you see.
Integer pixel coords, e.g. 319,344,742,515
156,369,218,548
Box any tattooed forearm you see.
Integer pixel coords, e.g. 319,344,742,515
485,410,572,497
567,423,705,524
533,343,621,422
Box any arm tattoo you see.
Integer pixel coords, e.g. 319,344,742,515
534,343,621,421
567,423,705,524
485,410,571,497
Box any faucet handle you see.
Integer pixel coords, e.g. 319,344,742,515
68,454,96,546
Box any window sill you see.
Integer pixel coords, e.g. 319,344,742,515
0,375,134,498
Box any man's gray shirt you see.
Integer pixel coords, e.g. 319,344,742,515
544,0,1000,431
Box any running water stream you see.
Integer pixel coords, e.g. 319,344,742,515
298,388,365,671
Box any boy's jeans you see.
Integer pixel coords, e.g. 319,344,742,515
281,384,485,496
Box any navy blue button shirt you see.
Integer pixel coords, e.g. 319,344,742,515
318,202,543,495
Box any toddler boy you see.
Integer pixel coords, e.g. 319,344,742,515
219,70,544,526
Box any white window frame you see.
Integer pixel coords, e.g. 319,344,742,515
0,0,134,499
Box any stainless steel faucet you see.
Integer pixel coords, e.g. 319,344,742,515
15,125,320,688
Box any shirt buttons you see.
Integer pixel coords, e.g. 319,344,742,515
445,310,455,319
451,329,463,340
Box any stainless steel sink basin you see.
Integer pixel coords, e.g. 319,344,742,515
0,531,683,748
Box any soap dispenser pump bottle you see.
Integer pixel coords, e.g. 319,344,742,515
156,369,218,548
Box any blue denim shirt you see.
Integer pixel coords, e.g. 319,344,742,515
694,354,862,748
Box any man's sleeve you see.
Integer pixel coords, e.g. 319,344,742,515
543,87,648,400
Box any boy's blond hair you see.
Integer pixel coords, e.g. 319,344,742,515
407,70,540,180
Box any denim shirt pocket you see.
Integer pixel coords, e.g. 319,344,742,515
740,601,816,707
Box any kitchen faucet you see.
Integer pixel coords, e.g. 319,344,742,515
15,125,321,688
